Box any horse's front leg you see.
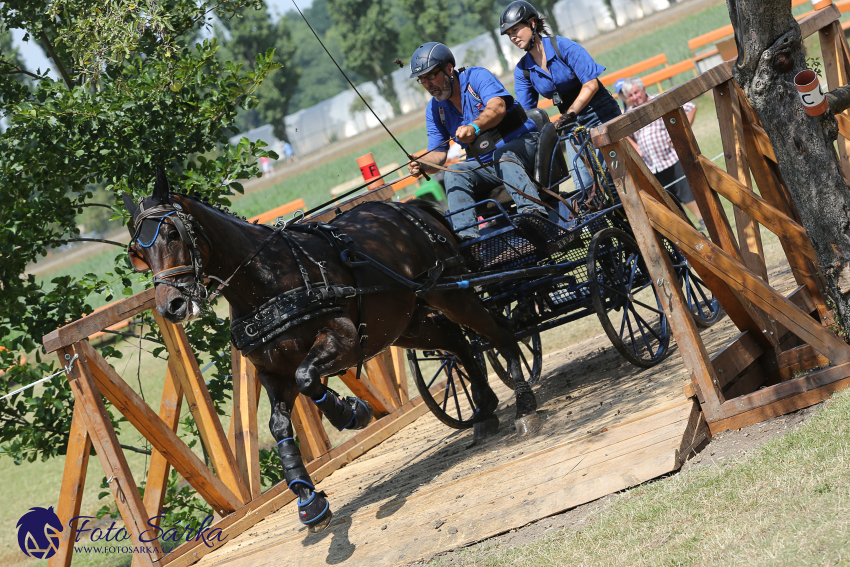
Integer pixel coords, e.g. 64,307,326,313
296,327,373,431
260,371,333,532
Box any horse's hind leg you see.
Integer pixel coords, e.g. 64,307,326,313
295,327,372,431
259,371,333,532
424,289,541,436
394,306,499,429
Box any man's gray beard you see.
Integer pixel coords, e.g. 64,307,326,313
432,82,452,102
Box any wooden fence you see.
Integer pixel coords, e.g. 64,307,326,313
592,4,850,433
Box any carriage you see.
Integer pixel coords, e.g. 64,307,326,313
405,108,721,429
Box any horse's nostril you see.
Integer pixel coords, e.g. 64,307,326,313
169,297,186,315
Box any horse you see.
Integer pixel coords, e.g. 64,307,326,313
122,169,539,532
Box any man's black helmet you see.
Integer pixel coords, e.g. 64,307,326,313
499,1,540,35
409,42,455,79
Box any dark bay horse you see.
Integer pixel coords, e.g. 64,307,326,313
123,170,538,532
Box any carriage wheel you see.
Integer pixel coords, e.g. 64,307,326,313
407,349,487,429
486,333,542,390
666,241,722,327
587,228,671,368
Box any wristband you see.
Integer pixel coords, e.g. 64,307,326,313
468,123,481,135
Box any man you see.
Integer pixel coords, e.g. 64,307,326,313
407,42,546,241
621,77,706,230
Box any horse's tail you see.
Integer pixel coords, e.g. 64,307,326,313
408,199,455,237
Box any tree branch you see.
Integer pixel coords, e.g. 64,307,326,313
53,238,126,247
827,86,850,115
120,443,152,455
39,30,74,91
0,59,44,81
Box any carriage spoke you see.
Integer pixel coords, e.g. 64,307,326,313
456,369,475,410
428,359,450,389
449,377,462,420
629,304,664,344
630,297,665,316
629,304,657,357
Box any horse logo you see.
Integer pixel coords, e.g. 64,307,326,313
16,506,63,559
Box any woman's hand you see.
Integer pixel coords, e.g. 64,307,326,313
554,111,577,131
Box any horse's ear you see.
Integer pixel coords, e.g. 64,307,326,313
121,193,139,236
127,241,150,273
153,166,169,202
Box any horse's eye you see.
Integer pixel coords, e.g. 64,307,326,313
168,230,180,241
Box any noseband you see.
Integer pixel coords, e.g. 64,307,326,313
130,201,218,305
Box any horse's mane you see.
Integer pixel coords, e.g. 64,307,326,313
172,192,253,224
407,199,455,236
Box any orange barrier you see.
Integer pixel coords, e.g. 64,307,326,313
247,198,306,225
600,53,669,86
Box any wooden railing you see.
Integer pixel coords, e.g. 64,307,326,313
591,4,850,433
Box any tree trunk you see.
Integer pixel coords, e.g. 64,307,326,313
487,28,510,76
375,71,402,117
728,0,850,335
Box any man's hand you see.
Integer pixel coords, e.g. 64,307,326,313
554,111,577,132
408,160,423,177
455,124,477,144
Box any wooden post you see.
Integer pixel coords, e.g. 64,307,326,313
365,356,402,410
821,21,850,180
389,348,410,405
230,345,262,499
154,312,250,504
59,345,158,567
49,404,91,567
291,394,331,462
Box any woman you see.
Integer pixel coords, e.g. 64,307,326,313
500,1,620,196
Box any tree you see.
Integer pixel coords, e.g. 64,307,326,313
327,0,403,116
0,0,278,526
727,0,850,336
535,0,563,37
601,0,618,30
395,0,451,58
463,0,509,75
217,1,301,141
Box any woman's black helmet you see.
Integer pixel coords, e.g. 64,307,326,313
499,1,540,35
409,42,455,79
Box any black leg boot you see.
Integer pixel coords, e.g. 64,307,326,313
277,437,333,532
311,387,372,431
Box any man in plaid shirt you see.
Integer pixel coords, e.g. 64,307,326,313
621,77,705,230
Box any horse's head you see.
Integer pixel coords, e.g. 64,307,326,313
123,168,209,323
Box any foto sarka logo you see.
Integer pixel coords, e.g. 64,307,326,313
17,506,63,559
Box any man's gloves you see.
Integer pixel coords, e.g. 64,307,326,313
554,111,577,132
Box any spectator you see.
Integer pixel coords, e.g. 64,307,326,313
621,77,705,231
260,156,273,175
613,78,629,112
283,141,296,163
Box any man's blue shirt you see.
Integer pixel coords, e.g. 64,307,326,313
514,36,606,109
426,66,536,162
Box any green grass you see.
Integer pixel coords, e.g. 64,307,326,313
431,387,850,567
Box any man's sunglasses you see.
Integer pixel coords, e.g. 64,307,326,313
416,68,445,84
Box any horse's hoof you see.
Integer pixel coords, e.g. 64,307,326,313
346,397,372,430
473,414,500,442
299,490,332,532
515,412,541,436
306,508,333,533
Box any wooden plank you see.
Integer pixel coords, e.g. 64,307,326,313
821,22,850,182
154,313,250,505
76,340,242,515
591,62,733,146
389,347,410,405
751,124,778,163
714,80,770,284
60,345,158,566
711,330,765,390
641,192,850,365
290,393,331,462
43,288,156,353
49,404,91,567
230,345,262,499
307,185,395,224
712,361,850,428
337,368,393,417
778,344,832,381
799,2,842,39
159,385,444,567
603,141,725,418
365,355,402,409
699,157,817,263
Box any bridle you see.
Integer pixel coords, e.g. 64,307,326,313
129,199,222,306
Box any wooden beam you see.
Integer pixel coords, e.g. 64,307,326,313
778,344,832,381
49,404,91,567
389,348,410,405
365,356,402,410
42,289,155,353
699,157,818,263
591,62,733,146
751,124,777,163
154,313,250,505
603,141,725,418
76,341,242,515
338,368,393,417
799,2,841,39
711,331,765,391
230,345,262,499
641,193,850,366
60,345,158,566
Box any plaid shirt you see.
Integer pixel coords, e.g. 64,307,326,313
630,95,696,173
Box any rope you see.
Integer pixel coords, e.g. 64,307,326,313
0,354,78,402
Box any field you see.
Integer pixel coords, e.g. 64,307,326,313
5,2,847,566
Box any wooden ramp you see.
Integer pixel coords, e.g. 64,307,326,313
192,348,710,567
